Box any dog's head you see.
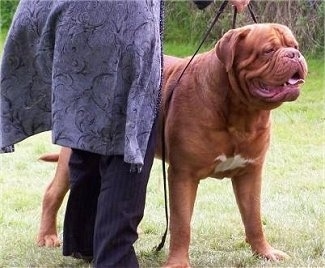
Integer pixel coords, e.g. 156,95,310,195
216,23,308,109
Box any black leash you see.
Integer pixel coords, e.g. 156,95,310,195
248,3,258,24
154,0,258,252
166,0,229,97
232,6,237,28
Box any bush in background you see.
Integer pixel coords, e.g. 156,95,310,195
0,0,19,31
1,0,324,54
165,0,324,55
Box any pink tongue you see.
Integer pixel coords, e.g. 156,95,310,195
288,78,305,85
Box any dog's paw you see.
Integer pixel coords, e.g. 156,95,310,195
162,259,191,268
255,246,290,261
37,234,61,247
162,263,190,268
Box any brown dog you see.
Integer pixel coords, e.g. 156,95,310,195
37,23,307,266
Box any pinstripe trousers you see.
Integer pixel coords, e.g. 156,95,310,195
63,122,157,267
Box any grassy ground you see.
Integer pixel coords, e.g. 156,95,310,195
0,38,324,267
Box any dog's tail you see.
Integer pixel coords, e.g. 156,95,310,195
39,153,60,162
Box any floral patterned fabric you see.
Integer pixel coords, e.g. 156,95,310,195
0,0,163,167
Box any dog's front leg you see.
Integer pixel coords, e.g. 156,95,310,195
164,167,199,268
231,169,289,261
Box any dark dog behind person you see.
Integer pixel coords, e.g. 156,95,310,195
0,0,250,266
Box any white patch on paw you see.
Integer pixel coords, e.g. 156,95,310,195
214,154,254,173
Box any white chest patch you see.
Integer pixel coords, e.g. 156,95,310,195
214,154,254,173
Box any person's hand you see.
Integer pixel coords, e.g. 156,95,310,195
229,0,250,12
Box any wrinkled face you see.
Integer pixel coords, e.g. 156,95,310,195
216,23,308,109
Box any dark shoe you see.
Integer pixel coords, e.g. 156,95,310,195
71,252,93,263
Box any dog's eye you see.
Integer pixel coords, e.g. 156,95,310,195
263,48,275,55
288,41,299,50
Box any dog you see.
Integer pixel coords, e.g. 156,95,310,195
37,23,307,266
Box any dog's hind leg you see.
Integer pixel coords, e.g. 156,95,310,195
37,147,71,247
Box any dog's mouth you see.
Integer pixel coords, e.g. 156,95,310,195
251,71,305,103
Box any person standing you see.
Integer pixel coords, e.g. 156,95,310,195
0,0,249,266
1,1,163,266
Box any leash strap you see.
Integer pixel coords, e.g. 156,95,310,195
233,3,258,29
154,112,168,252
173,0,229,88
155,0,258,252
248,3,258,23
232,6,238,29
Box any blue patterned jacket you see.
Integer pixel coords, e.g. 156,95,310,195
0,0,163,168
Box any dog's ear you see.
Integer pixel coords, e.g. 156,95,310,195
215,28,251,72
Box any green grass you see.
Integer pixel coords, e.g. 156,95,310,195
0,28,8,51
0,42,324,267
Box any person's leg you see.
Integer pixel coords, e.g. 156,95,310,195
94,122,157,267
63,149,101,260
